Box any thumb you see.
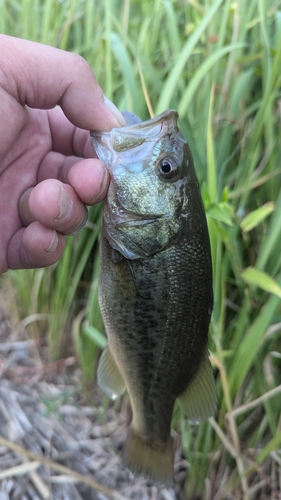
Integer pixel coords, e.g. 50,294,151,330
0,35,125,131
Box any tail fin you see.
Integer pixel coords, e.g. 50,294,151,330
122,426,174,487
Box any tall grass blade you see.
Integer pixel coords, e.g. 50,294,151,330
229,289,281,396
155,0,224,113
178,43,245,116
241,268,281,299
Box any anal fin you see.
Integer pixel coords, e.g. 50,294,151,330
178,350,217,423
97,345,126,400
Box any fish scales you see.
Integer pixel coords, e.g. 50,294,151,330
91,110,216,486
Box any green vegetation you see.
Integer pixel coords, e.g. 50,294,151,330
1,0,281,498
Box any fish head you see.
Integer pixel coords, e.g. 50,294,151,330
91,110,198,259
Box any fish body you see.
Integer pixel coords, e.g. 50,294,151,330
91,110,216,486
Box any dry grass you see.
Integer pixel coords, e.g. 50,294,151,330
0,296,186,500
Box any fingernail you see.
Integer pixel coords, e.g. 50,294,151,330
104,97,126,127
91,163,109,202
68,206,88,236
45,231,59,253
56,187,72,220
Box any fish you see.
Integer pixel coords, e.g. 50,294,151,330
91,110,216,486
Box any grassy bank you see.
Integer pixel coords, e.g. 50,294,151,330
1,0,281,498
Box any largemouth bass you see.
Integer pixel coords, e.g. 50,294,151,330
91,110,216,486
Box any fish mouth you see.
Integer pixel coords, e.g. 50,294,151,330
92,110,178,138
107,214,165,228
91,110,180,157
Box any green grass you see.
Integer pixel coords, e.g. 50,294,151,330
2,0,281,498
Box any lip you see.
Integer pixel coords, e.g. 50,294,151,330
104,209,166,228
91,110,180,164
91,109,178,139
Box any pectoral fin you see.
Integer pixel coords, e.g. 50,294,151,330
178,351,217,423
97,346,126,400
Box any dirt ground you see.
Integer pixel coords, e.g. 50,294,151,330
0,301,187,500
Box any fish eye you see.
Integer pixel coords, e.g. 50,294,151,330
157,156,180,180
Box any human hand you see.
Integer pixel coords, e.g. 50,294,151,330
0,35,125,274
